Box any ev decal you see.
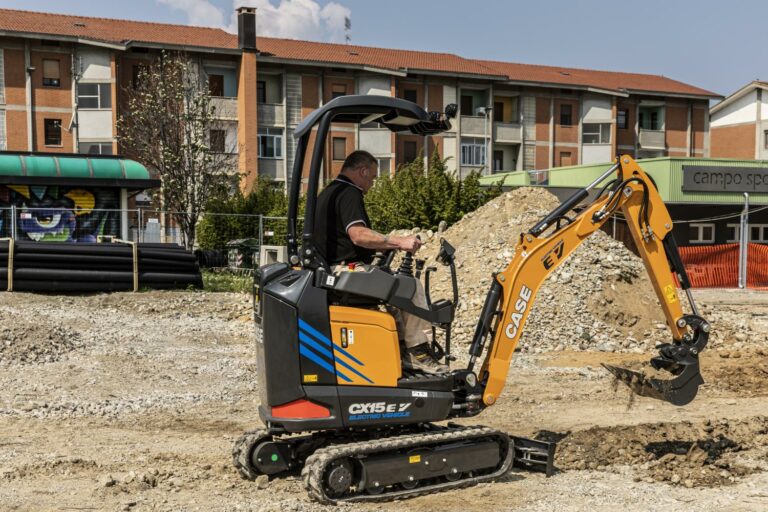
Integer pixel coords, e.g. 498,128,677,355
505,285,532,340
347,402,413,421
541,240,565,270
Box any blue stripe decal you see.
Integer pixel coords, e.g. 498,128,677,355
298,319,366,367
299,344,352,382
298,332,335,362
298,319,332,346
335,357,374,384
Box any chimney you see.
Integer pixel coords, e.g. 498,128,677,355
237,7,257,51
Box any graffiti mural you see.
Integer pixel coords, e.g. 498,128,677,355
0,185,120,242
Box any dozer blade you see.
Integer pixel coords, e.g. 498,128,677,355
602,362,704,406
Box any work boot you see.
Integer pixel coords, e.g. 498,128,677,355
403,343,448,374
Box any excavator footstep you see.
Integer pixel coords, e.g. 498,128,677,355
602,363,704,407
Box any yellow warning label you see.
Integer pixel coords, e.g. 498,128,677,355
409,455,421,464
303,374,318,383
663,284,678,304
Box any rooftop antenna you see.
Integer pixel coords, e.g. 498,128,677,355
344,16,351,44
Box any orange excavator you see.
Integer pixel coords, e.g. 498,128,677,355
233,96,710,504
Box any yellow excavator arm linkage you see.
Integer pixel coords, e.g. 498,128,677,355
478,156,708,407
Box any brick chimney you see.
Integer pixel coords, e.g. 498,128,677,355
237,6,259,190
237,7,257,50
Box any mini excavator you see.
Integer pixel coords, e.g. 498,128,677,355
233,96,710,504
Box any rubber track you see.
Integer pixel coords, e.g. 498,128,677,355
302,425,513,505
232,429,272,480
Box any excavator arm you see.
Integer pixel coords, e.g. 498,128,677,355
468,155,710,408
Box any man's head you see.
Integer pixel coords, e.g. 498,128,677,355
340,150,378,193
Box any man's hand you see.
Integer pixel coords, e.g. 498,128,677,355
395,235,422,253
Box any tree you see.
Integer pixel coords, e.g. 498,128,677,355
117,51,234,249
365,150,503,233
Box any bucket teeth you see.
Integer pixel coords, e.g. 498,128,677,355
602,362,703,407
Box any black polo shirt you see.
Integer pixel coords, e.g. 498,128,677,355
313,175,376,265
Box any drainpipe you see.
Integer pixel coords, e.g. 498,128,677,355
738,192,749,289
71,46,80,152
24,41,33,151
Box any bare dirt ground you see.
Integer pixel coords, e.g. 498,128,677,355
1,288,767,512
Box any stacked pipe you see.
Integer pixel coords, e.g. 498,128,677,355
0,240,203,292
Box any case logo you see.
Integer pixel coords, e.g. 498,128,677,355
505,285,532,340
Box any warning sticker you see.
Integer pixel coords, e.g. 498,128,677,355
663,284,678,304
409,455,421,464
303,374,318,383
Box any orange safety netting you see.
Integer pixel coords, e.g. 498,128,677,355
677,243,768,289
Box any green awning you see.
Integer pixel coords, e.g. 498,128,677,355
0,152,160,189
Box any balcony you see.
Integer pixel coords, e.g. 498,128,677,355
210,97,238,120
460,116,489,136
639,129,665,150
493,122,522,143
258,103,285,126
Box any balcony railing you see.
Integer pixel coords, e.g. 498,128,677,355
258,103,285,126
460,116,489,136
211,97,238,120
493,122,522,143
639,129,665,150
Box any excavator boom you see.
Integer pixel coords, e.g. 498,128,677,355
470,156,710,407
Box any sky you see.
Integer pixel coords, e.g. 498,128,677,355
3,0,768,98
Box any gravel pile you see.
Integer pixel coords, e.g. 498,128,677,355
0,318,82,365
402,188,759,353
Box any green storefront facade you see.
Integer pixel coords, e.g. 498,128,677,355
479,157,768,246
0,152,159,242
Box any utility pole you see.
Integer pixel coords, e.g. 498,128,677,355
738,192,749,289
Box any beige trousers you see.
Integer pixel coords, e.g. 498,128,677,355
333,265,431,349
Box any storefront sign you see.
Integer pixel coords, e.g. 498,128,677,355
683,166,768,193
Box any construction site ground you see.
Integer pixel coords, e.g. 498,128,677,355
1,289,767,512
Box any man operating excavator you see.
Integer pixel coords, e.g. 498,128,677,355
312,150,447,373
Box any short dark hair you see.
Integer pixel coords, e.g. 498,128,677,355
341,150,377,174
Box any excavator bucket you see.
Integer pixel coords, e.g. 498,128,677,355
603,316,710,407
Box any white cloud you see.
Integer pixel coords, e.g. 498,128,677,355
156,0,352,43
156,0,226,28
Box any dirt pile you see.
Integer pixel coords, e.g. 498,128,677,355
553,416,768,487
0,314,82,365
404,188,759,354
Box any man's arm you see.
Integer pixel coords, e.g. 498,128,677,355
347,224,422,253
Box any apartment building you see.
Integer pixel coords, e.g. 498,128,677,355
710,81,768,160
0,8,720,191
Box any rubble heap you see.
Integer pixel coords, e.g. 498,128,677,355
405,188,756,353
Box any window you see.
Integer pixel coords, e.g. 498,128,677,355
332,137,346,160
493,102,504,123
460,95,473,115
257,81,266,103
493,150,504,171
460,137,486,166
331,84,347,99
751,225,768,243
43,59,60,87
403,141,418,163
403,88,418,103
44,119,62,146
639,107,663,130
764,130,768,150
77,83,111,109
726,224,741,243
209,74,224,97
560,104,572,126
258,128,283,158
689,223,715,244
376,157,391,177
79,142,113,155
582,123,611,144
617,109,629,130
210,129,226,153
